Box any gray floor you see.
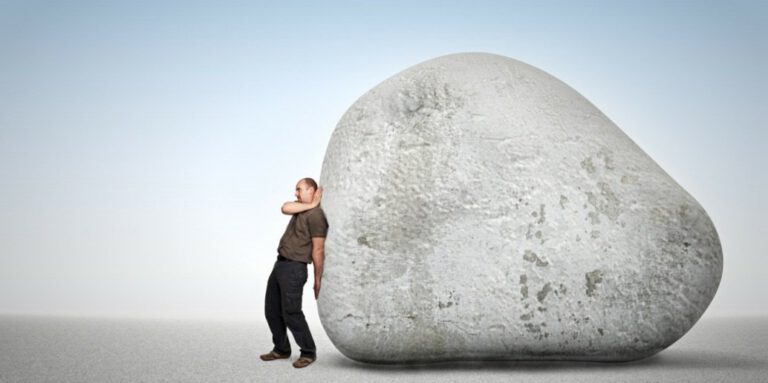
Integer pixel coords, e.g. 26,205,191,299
1,315,766,383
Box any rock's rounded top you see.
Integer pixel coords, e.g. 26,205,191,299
318,52,722,363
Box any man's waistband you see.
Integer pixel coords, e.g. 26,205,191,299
277,255,305,263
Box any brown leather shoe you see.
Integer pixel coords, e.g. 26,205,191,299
292,356,316,368
260,351,290,361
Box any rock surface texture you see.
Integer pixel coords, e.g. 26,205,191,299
317,53,723,363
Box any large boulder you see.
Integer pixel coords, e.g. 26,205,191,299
317,52,722,363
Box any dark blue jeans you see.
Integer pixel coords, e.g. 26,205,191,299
264,256,316,358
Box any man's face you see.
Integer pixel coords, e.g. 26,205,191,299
295,180,315,203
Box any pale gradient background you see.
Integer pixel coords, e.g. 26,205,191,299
0,0,765,327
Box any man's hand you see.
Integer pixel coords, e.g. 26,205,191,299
311,186,323,206
313,279,321,300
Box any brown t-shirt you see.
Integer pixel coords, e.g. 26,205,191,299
277,207,328,263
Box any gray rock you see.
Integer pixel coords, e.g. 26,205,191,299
317,52,722,363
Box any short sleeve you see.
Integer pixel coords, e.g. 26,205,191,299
307,209,329,238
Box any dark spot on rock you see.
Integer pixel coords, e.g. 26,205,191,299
537,283,553,303
524,250,549,267
585,270,604,297
357,235,371,247
520,274,529,299
597,328,604,336
524,323,541,333
581,157,596,173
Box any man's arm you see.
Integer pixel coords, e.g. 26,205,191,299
281,200,317,215
281,187,323,215
311,236,325,300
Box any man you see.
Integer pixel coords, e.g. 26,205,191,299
260,177,328,368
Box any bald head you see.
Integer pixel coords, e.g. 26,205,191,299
301,177,318,191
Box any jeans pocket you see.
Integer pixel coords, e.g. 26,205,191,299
284,291,303,314
289,264,307,286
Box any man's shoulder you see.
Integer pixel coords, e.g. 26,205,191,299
306,206,326,218
302,207,327,223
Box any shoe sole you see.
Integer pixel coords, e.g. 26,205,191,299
292,358,315,368
260,354,290,361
